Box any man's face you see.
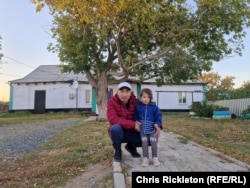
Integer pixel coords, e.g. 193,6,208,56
117,87,132,104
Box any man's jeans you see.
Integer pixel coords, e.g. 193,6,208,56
109,124,141,150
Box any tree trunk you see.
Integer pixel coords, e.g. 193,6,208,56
95,74,108,121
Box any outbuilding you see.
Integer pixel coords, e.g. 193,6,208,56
8,65,206,114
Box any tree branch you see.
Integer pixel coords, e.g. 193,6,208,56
114,24,127,71
84,70,96,88
106,70,126,77
127,47,172,71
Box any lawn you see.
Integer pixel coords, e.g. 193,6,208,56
162,112,250,165
0,111,249,187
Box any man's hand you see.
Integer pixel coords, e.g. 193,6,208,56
134,121,141,132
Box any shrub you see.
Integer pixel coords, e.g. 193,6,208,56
241,106,250,115
191,101,213,117
231,113,237,119
190,102,202,112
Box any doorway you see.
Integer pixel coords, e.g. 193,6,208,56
34,90,46,114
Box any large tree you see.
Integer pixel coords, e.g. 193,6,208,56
31,0,250,120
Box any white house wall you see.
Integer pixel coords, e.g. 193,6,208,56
12,84,33,110
11,83,92,110
76,84,92,108
107,83,204,110
141,84,204,110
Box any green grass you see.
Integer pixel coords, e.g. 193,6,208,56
0,115,113,188
0,111,249,187
163,112,250,164
0,111,87,126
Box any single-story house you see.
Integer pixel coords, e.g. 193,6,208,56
8,65,206,114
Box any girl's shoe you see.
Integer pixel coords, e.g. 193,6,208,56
142,157,149,167
153,157,160,166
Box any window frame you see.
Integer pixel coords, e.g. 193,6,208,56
178,91,187,104
85,89,91,104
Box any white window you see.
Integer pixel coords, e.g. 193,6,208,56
178,92,186,103
85,90,91,103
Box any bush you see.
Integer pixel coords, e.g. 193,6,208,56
190,102,201,112
191,101,213,117
241,106,250,115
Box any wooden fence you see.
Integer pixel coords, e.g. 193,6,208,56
213,98,250,116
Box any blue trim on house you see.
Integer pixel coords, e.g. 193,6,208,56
202,85,206,101
136,83,141,98
91,88,96,113
9,85,13,110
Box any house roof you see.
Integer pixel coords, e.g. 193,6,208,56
142,78,206,85
9,65,206,85
9,65,88,84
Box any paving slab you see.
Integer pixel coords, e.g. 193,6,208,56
121,131,250,186
83,117,249,187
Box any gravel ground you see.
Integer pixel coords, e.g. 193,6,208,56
0,118,82,162
0,118,114,188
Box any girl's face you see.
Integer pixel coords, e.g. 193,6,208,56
141,93,150,105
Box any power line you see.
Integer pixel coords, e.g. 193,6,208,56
3,55,81,82
4,56,35,68
0,73,21,77
2,56,72,80
41,25,53,37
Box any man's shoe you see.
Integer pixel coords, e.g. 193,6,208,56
114,149,122,162
125,144,141,158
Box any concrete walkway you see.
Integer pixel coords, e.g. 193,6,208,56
84,117,250,188
114,131,250,188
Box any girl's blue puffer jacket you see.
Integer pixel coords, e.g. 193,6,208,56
135,101,162,134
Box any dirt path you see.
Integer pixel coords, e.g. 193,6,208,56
61,160,113,188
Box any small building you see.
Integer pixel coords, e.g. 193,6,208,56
8,65,92,114
8,65,206,114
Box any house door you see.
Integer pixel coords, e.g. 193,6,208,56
34,90,46,114
107,88,113,99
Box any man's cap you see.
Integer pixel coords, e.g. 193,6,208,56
117,82,132,90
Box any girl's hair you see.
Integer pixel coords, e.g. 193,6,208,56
140,88,153,102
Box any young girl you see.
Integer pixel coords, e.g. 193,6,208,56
135,88,162,167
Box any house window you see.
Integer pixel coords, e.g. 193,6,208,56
85,90,91,103
178,92,186,103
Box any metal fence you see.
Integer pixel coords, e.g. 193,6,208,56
213,98,250,116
